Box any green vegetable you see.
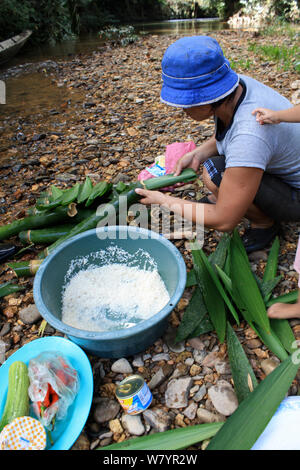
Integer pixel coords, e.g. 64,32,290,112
0,361,30,432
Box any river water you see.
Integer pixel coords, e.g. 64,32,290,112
0,18,230,125
1,18,227,67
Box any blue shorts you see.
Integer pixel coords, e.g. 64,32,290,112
203,156,300,222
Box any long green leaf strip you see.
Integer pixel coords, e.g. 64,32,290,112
99,422,224,451
226,322,258,403
192,242,227,343
230,229,270,333
207,353,300,450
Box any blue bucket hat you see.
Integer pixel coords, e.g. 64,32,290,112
160,36,239,108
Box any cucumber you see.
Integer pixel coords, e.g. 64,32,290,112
0,361,30,432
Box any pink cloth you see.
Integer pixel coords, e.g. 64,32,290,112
138,141,196,190
294,236,300,288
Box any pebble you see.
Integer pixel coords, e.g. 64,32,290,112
183,402,198,420
143,407,172,432
18,304,41,325
148,367,167,390
192,385,207,403
193,349,206,364
0,340,6,364
214,361,231,375
111,358,133,374
121,414,145,436
260,358,279,375
152,353,170,362
207,380,239,416
0,322,11,336
93,398,120,424
109,418,123,434
196,407,224,424
71,432,91,450
132,354,144,367
164,325,185,353
165,377,193,408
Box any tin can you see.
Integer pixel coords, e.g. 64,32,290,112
115,374,152,415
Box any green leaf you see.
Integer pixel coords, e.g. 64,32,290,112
0,283,25,297
192,243,227,343
60,183,80,206
49,185,64,201
215,264,233,296
230,229,270,333
185,269,197,287
270,318,297,354
176,286,211,343
199,249,240,325
267,290,299,307
261,276,282,302
254,324,289,361
207,353,300,450
226,322,258,403
263,236,280,283
77,176,93,204
98,422,224,450
188,313,213,338
208,232,230,273
85,181,111,207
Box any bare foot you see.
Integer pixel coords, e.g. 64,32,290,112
267,302,300,319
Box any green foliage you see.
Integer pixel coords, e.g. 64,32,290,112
248,40,300,72
98,25,139,46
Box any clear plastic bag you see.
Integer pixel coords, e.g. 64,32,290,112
28,351,79,429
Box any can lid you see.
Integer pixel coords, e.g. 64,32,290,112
116,375,144,398
0,416,47,450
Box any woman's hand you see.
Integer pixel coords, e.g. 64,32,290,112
252,107,281,125
173,148,202,176
135,188,166,205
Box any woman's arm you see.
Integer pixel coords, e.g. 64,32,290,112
136,167,264,232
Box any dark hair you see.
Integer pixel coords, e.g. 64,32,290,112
210,86,239,110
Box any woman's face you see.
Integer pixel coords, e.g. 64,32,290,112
183,105,214,121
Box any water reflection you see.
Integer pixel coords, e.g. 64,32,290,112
135,17,228,35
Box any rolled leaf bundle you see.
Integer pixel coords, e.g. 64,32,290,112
19,224,75,245
0,205,76,241
8,260,43,277
39,169,197,258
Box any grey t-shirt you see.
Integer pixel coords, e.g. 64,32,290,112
215,74,300,189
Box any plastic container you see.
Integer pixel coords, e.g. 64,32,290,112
33,226,187,358
0,337,93,450
252,396,300,450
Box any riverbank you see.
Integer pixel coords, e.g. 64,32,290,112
0,29,300,450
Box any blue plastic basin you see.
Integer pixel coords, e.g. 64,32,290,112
33,226,186,358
